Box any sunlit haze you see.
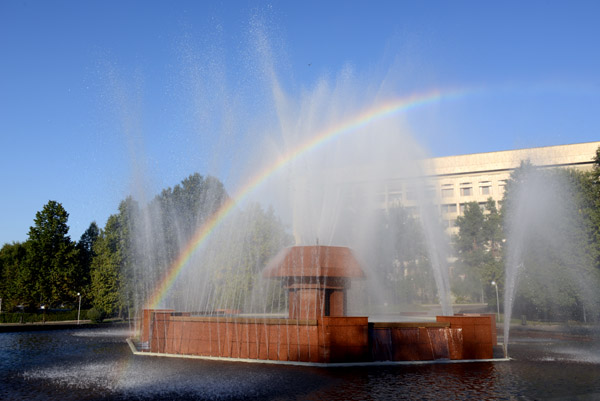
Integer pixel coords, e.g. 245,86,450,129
1,1,599,245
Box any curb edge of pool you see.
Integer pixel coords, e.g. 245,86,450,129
126,338,511,367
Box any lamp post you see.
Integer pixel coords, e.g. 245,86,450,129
77,292,81,325
41,305,45,324
491,281,500,322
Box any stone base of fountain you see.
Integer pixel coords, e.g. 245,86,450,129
135,246,497,364
137,311,496,363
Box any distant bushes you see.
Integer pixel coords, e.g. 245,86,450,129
0,309,88,324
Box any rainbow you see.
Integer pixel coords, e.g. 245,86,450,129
146,88,464,308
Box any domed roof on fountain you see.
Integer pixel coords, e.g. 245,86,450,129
263,245,365,279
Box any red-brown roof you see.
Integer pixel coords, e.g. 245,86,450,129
263,246,365,279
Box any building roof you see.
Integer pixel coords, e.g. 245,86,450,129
423,141,600,176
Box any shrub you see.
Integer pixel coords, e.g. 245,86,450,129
87,307,106,323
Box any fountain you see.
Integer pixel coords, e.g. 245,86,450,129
120,16,499,367
133,245,498,364
502,164,600,357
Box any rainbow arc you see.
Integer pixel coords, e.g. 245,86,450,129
147,88,463,309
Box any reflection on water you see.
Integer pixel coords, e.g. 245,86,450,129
1,327,599,400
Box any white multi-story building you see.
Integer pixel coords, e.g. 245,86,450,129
379,141,600,232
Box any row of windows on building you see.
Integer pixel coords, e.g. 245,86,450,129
384,180,507,204
445,199,504,228
405,199,500,213
401,200,502,230
440,201,501,214
440,180,506,198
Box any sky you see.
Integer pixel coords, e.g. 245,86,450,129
1,0,599,246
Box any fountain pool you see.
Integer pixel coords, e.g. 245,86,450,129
2,326,599,400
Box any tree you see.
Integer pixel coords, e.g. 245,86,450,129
583,146,600,271
151,173,229,266
134,174,229,310
369,206,437,306
90,215,122,316
197,203,293,313
26,201,79,308
453,198,503,304
89,198,141,318
502,162,599,322
75,222,100,305
0,242,29,310
115,197,140,318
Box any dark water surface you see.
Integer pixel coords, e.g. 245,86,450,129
1,327,599,400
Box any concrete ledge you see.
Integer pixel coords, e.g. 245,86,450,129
127,338,510,367
370,322,450,328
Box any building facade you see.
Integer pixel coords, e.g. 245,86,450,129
380,141,600,232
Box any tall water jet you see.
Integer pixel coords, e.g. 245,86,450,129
116,17,456,328
503,162,599,356
250,69,454,316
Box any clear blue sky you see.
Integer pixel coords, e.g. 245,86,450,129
1,0,599,246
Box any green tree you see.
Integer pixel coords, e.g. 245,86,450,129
115,197,140,318
89,197,141,318
138,174,228,310
371,206,437,306
205,203,293,312
0,242,29,310
582,146,600,271
90,215,122,316
75,221,100,305
453,198,503,304
502,162,599,322
152,173,229,266
26,201,79,308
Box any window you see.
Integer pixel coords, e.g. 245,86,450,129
443,219,456,228
460,187,472,196
480,181,492,195
441,203,458,214
441,184,454,198
406,206,419,216
406,188,417,201
498,180,507,194
389,191,402,200
459,203,468,214
385,191,402,205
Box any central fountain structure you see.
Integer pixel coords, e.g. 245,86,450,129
136,245,497,364
264,245,364,319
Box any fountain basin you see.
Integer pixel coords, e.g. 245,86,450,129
135,246,497,364
137,311,495,363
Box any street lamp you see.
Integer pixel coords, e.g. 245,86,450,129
41,305,46,324
491,281,500,322
77,292,81,325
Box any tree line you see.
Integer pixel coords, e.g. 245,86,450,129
2,148,599,323
0,173,291,319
